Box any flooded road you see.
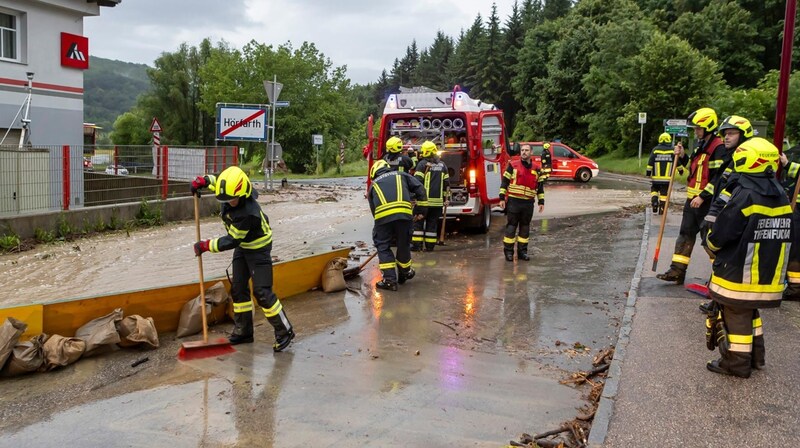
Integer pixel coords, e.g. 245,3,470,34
0,175,648,447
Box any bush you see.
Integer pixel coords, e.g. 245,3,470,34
135,199,163,227
0,233,20,252
34,228,55,244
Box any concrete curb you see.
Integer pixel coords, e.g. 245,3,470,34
586,207,652,447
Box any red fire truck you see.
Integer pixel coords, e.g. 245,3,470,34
364,87,509,232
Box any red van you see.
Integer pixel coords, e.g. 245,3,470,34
520,141,599,182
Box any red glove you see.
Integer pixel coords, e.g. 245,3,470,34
194,240,210,256
190,175,209,195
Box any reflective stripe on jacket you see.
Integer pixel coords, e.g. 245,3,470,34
210,195,272,252
686,136,724,199
368,169,427,225
499,159,544,204
707,176,792,308
414,158,449,207
646,144,674,182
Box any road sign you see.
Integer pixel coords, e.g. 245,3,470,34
150,117,162,132
264,81,283,103
275,101,290,108
269,142,283,161
638,112,647,124
216,104,269,141
664,118,688,134
312,134,323,145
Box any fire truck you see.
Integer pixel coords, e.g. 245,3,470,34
364,87,509,232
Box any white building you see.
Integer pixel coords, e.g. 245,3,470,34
0,0,119,147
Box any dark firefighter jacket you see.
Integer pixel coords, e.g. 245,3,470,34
383,152,414,173
368,168,428,225
707,174,792,309
414,157,449,207
210,191,272,253
499,158,544,205
646,143,675,183
680,136,725,200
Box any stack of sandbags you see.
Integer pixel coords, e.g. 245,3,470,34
177,282,231,338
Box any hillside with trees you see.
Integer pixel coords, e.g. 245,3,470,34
84,56,151,140
107,0,800,172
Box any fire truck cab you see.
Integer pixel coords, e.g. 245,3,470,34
365,87,509,233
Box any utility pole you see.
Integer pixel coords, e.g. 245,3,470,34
263,76,283,191
19,72,33,149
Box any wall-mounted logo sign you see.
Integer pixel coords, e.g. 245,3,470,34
61,32,89,70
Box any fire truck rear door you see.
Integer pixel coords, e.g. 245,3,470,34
478,112,505,201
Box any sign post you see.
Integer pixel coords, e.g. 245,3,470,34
638,112,647,167
264,77,284,190
338,140,345,174
312,134,323,175
150,117,162,177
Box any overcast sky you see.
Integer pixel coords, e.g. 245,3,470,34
84,0,517,85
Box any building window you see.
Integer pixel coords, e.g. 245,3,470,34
0,11,19,61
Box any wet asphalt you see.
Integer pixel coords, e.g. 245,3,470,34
596,207,800,448
0,176,649,447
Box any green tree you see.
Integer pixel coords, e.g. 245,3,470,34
110,108,151,145
447,14,486,95
414,31,455,90
480,4,506,103
669,0,763,88
542,0,572,21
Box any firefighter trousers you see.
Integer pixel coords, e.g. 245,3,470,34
718,305,764,377
504,198,534,257
412,205,442,251
650,182,668,214
230,246,292,340
668,198,711,274
785,208,800,300
373,219,413,283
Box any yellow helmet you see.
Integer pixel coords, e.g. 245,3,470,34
719,115,754,139
733,137,779,175
386,136,403,153
688,107,718,133
543,142,551,150
370,159,390,179
658,133,672,144
420,140,437,158
214,166,252,201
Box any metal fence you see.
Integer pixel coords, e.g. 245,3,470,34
0,144,239,216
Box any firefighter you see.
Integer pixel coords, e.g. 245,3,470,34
698,116,754,313
383,136,414,173
646,133,675,215
778,150,800,301
657,107,726,284
540,142,553,182
190,166,295,352
499,143,545,262
705,138,791,378
368,159,428,290
412,141,450,251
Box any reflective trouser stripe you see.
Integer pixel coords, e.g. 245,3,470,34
233,301,254,313
262,300,282,318
397,259,412,269
728,333,753,353
503,236,516,244
788,271,800,284
753,317,763,337
517,236,529,244
672,254,690,265
379,262,396,270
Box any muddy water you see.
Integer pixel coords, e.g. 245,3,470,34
0,177,647,309
0,176,648,446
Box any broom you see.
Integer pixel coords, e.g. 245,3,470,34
178,193,236,361
652,151,681,271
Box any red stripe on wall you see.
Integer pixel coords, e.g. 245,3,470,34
0,77,84,94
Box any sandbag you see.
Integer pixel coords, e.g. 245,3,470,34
176,282,230,338
1,334,47,377
41,335,85,371
0,317,27,370
321,257,348,293
75,308,123,356
116,315,159,349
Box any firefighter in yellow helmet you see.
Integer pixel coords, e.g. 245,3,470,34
646,132,675,215
705,137,790,378
540,142,553,182
190,166,294,351
412,141,450,251
657,107,726,284
383,136,414,173
368,159,428,290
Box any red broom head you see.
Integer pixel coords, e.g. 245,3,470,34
177,338,236,361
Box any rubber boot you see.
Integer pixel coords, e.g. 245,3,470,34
651,196,659,214
699,301,713,314
517,244,530,261
504,244,514,262
707,355,751,378
658,201,666,215
267,310,294,352
229,311,254,345
376,279,398,291
656,267,686,284
398,268,415,285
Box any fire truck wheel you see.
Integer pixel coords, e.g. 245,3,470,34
477,204,491,233
576,168,592,183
